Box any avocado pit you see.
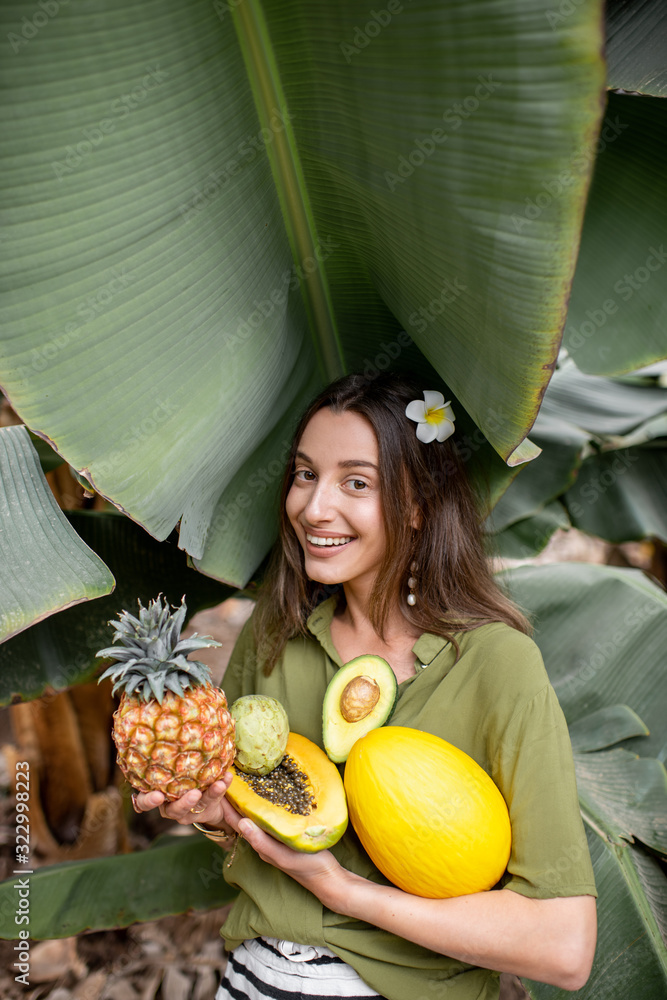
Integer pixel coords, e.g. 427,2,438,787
340,675,381,722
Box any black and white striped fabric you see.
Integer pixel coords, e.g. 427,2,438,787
216,936,383,999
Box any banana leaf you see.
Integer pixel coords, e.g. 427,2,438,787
0,0,606,586
0,511,234,705
487,501,570,561
0,426,114,643
563,91,667,375
0,834,236,939
487,360,667,547
605,0,667,97
505,563,667,1000
565,445,667,543
504,561,667,761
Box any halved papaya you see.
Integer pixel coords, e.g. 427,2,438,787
226,732,348,852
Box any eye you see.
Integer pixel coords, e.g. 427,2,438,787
294,468,316,481
348,479,368,491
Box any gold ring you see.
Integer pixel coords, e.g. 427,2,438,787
189,802,207,814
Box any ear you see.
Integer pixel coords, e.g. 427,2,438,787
411,505,422,531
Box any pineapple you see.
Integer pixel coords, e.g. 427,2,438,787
97,595,236,801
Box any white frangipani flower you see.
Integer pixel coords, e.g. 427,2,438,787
405,390,455,443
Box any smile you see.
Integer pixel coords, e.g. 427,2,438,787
305,533,354,547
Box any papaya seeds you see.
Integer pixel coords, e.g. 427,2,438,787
226,732,348,852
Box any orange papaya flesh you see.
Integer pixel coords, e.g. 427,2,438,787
227,732,348,853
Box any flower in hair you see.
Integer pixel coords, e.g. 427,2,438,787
405,391,455,443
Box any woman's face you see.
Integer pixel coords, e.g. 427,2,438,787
286,407,387,595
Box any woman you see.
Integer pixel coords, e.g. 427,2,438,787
135,373,597,999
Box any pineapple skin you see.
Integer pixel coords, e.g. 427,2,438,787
113,683,236,801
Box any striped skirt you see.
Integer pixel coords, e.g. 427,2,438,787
216,936,385,999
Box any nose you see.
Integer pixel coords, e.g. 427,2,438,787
303,480,336,523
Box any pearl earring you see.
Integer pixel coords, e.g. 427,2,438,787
407,561,417,607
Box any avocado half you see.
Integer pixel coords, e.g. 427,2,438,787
322,654,397,763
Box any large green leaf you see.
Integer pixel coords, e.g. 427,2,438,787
525,836,667,1000
487,360,667,546
504,562,667,761
0,0,605,585
563,91,667,375
0,425,114,643
568,705,649,753
605,0,667,97
0,511,234,705
486,501,570,560
0,834,236,939
565,445,667,543
485,408,589,534
507,563,667,1000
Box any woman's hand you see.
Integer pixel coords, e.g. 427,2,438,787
132,771,237,846
134,778,355,909
224,811,352,911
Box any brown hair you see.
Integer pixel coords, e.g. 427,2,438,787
253,372,530,673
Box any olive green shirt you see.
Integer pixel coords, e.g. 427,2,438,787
219,598,596,1000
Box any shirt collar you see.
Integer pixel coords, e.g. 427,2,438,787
306,596,452,672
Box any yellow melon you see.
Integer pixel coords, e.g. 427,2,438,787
344,726,511,898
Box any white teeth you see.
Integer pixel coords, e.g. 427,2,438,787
306,533,353,547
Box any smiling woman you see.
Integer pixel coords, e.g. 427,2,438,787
134,372,597,1000
286,408,388,600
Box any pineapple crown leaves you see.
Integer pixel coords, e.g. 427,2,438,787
96,595,221,704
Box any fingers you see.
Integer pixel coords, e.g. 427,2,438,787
132,790,165,813
130,772,235,829
219,795,243,831
168,773,236,829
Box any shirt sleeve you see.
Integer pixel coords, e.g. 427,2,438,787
491,681,597,899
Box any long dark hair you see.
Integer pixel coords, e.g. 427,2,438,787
254,372,530,673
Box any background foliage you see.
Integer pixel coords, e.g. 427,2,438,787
1,1,666,998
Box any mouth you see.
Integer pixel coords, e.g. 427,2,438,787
305,532,355,548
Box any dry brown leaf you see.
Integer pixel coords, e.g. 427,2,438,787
29,937,87,984
101,979,141,1000
139,968,163,1000
68,682,116,793
11,694,92,842
71,970,108,1000
62,787,128,861
160,967,192,1000
192,967,218,1000
45,988,75,1000
2,743,61,858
